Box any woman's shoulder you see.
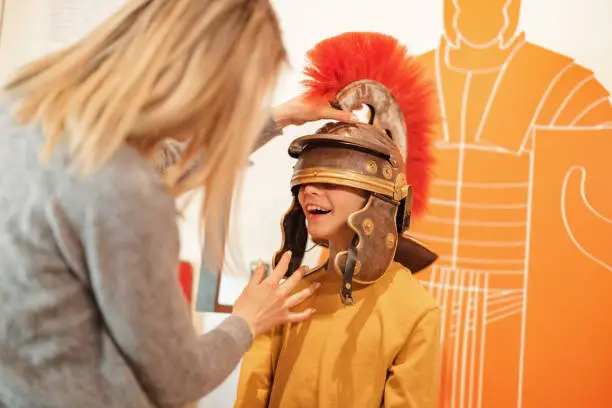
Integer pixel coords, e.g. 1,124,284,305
0,100,175,225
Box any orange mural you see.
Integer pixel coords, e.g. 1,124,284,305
523,128,612,407
408,0,612,407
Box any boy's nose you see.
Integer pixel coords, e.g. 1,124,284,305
302,183,323,195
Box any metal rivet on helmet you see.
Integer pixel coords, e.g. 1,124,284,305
382,164,393,180
362,218,374,235
365,160,378,175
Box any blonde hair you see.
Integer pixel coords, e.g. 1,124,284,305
4,0,287,272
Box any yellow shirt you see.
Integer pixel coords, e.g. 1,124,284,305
234,262,441,408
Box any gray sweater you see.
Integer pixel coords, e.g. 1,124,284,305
0,104,281,408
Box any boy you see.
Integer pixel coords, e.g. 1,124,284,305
234,32,441,408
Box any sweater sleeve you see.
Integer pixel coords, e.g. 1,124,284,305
80,163,252,408
154,116,282,175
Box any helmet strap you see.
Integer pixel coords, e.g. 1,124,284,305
340,244,358,305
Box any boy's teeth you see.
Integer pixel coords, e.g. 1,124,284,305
307,205,330,214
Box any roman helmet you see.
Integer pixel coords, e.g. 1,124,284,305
273,32,439,305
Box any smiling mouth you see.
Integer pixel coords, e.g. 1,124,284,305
305,204,331,216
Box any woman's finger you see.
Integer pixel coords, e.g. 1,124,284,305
248,261,266,286
276,265,308,297
284,308,316,324
267,251,292,284
319,106,359,123
276,266,310,298
284,282,320,309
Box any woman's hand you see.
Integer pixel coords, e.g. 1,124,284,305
232,251,320,338
273,95,359,129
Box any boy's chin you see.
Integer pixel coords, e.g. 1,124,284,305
306,229,330,242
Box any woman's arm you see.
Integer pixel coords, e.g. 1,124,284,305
154,97,358,174
153,116,281,175
251,116,284,151
80,162,252,408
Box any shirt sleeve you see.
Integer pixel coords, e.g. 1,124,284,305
80,165,252,408
383,307,442,408
251,116,283,151
234,327,283,408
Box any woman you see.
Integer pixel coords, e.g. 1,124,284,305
0,0,355,407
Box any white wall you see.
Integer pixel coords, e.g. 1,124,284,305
0,1,49,83
0,0,128,83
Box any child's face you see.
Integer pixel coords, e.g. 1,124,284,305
298,183,368,246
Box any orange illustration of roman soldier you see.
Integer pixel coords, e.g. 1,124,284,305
522,127,612,408
561,165,612,273
408,0,612,407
